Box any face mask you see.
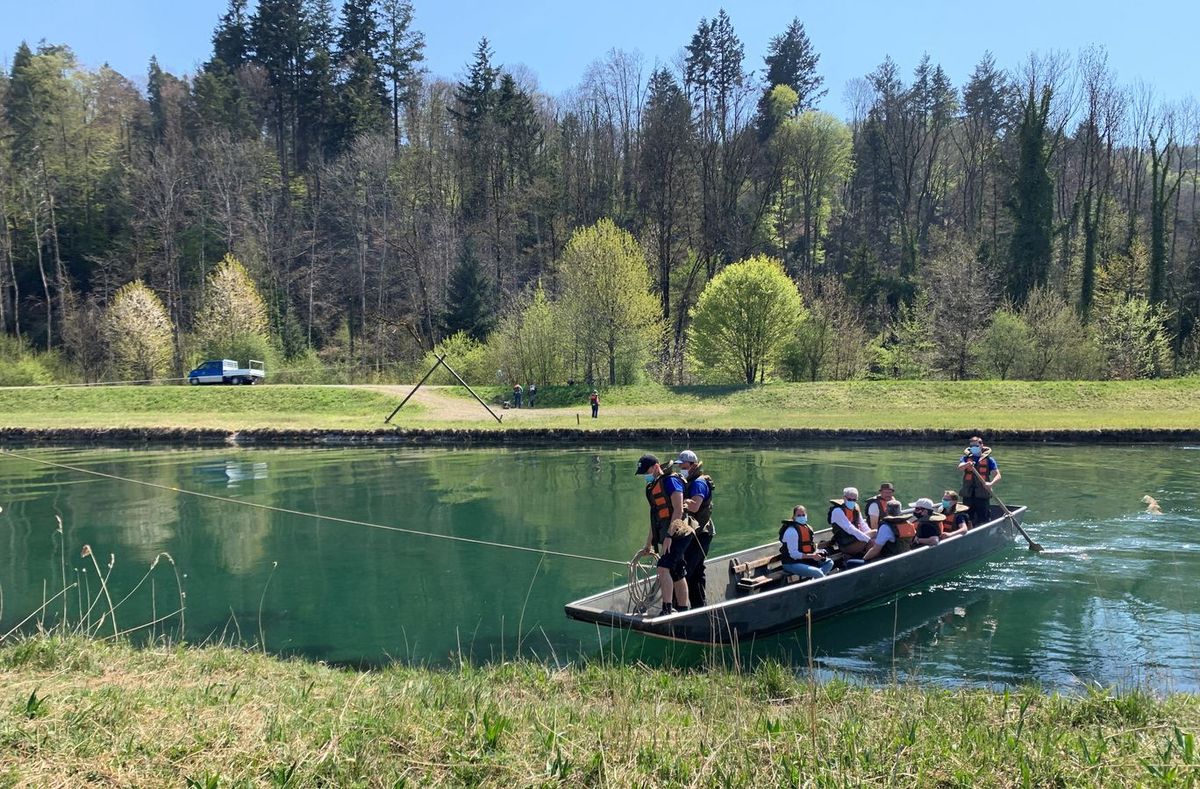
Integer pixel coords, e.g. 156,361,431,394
845,500,857,510
794,515,808,525
678,469,689,481
915,510,929,519
643,474,656,484
941,499,953,510
970,446,983,457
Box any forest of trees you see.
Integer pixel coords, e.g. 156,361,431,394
1,2,1198,386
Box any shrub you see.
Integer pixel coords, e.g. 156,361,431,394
689,255,805,384
103,280,175,381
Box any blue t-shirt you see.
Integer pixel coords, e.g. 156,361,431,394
685,477,710,503
660,474,685,497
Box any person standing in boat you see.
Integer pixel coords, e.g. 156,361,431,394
911,497,948,547
636,454,685,557
675,450,714,607
865,482,898,531
935,490,970,539
827,486,873,558
958,436,1001,525
635,454,691,614
780,505,835,579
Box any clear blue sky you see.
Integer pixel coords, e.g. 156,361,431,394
3,0,1198,115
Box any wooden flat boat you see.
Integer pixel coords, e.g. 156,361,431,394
564,504,1027,644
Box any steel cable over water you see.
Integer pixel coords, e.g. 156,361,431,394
0,450,627,568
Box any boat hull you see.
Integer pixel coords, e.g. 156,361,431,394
564,504,1026,644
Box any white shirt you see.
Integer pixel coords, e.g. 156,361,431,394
875,523,897,545
866,498,893,526
781,523,804,560
830,506,871,542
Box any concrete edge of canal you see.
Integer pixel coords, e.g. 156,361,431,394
3,426,1200,447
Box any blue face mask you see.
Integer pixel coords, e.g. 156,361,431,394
970,446,983,458
794,515,808,525
941,499,953,510
845,500,857,510
643,474,655,484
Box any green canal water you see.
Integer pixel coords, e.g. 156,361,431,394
1,444,1197,691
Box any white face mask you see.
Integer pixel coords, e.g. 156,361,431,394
678,468,689,481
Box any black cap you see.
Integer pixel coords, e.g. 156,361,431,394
634,454,659,475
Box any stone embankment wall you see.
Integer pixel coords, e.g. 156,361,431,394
2,427,1198,448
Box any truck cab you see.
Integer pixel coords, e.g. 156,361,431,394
187,359,265,385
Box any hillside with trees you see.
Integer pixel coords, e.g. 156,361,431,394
1,3,1197,385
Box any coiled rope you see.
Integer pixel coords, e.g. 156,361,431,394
0,449,627,568
626,552,659,614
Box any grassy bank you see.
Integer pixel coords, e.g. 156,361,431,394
2,379,1200,432
0,637,1196,786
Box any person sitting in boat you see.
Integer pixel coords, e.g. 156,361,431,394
826,486,873,558
635,453,685,557
656,517,696,616
958,436,1001,525
865,482,898,531
779,505,835,579
910,498,948,547
936,490,970,539
675,450,715,608
863,507,919,560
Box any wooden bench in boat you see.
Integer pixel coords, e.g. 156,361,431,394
728,555,804,593
729,548,848,593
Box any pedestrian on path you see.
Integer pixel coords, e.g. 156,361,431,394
589,389,600,418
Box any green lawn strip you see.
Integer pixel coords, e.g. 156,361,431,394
0,637,1195,786
0,385,409,430
1,379,1199,431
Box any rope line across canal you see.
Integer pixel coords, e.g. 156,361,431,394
0,449,628,568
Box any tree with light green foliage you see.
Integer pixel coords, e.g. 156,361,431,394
772,106,853,272
689,255,805,384
488,286,564,387
104,280,174,380
559,219,661,385
976,308,1032,380
421,330,496,385
194,254,270,364
1094,296,1172,380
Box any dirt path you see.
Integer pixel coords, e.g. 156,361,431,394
360,385,580,423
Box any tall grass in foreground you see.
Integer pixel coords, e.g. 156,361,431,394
1,637,1198,786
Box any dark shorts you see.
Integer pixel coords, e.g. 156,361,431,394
656,532,694,581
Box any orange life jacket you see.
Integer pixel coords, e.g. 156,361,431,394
961,456,994,498
645,473,682,525
778,520,816,562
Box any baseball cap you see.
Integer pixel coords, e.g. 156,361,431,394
909,497,936,511
675,450,699,464
634,454,660,475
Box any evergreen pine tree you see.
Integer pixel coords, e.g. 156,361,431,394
335,0,388,148
379,0,425,152
441,248,496,340
758,18,824,138
1007,85,1055,303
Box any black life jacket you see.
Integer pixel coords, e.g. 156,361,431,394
960,454,994,498
916,516,943,540
685,467,715,533
778,520,817,563
827,503,867,548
